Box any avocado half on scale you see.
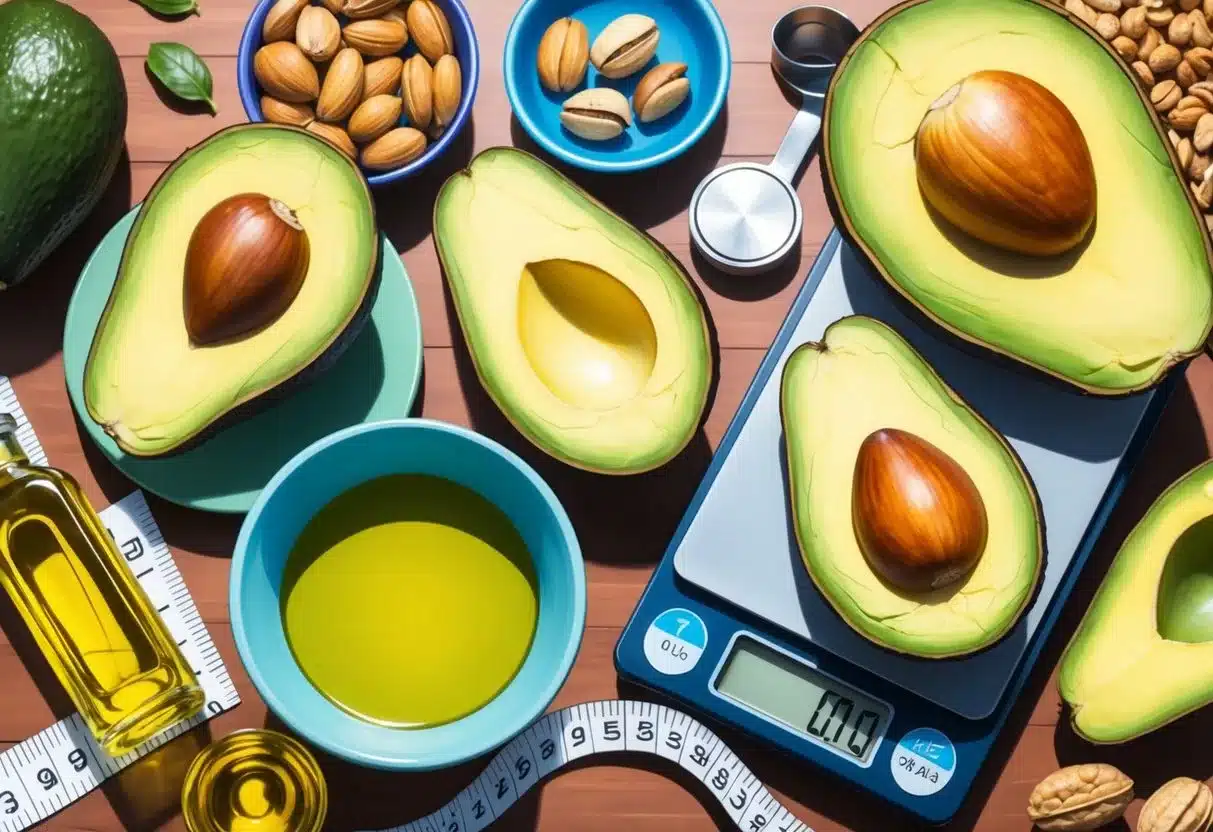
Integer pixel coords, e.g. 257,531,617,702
821,0,1213,396
83,123,379,457
432,147,713,475
1060,459,1213,744
781,316,1045,660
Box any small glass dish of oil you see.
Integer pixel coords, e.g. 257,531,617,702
181,729,326,832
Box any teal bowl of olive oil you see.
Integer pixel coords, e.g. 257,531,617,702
230,419,586,771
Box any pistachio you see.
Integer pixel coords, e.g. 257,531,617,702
537,17,589,92
254,41,320,103
1180,57,1200,88
400,53,433,130
342,19,408,57
560,86,631,141
1194,10,1213,47
1151,42,1184,72
363,56,403,100
1138,777,1213,832
316,47,364,122
321,0,344,15
1027,764,1133,832
262,0,309,43
343,0,397,20
1170,98,1209,129
430,53,462,137
1153,78,1183,110
261,95,315,127
306,120,357,158
1113,34,1141,59
1191,80,1213,106
1188,46,1213,75
361,126,427,169
589,13,659,79
1096,11,1122,37
1139,25,1163,61
408,0,454,62
296,6,342,63
632,62,690,123
379,7,406,27
347,94,402,144
1121,5,1149,37
1133,59,1156,86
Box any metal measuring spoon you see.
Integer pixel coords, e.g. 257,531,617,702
689,7,860,276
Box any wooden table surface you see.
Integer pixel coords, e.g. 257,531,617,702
6,0,1213,828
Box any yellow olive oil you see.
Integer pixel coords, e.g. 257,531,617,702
180,729,327,832
281,473,539,728
0,414,204,756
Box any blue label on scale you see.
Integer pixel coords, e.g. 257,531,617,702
643,608,707,675
890,728,956,797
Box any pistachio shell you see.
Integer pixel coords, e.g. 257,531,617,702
343,0,398,20
343,19,408,57
431,53,461,133
560,86,631,140
261,95,315,127
407,0,454,62
537,17,589,92
254,41,320,103
589,13,659,79
401,53,433,130
348,94,403,144
361,126,427,169
316,47,365,122
306,120,357,158
363,56,404,100
262,0,309,43
296,6,342,63
632,62,689,122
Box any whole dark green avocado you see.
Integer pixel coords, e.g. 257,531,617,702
0,0,126,290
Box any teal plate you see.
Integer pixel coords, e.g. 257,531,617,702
63,207,424,515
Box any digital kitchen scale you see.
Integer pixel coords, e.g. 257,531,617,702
616,229,1176,825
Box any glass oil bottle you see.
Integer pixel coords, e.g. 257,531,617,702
0,413,204,756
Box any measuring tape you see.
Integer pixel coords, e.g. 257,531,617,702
361,700,817,832
0,377,241,832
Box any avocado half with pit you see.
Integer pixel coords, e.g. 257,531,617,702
781,316,1044,659
822,0,1213,396
433,147,713,475
83,123,378,457
1060,459,1213,743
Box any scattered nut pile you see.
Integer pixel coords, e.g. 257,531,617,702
253,0,462,171
1027,765,1213,832
537,13,692,142
1056,0,1213,225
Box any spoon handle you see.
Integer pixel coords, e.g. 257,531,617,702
769,105,822,185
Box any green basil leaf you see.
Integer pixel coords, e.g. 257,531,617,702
134,0,199,17
146,43,217,115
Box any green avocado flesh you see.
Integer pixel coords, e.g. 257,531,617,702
781,315,1044,658
433,147,712,474
1059,459,1213,743
823,0,1213,395
83,124,378,457
0,0,126,289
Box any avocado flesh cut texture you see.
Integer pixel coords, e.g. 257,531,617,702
434,147,713,474
0,0,127,289
823,0,1213,395
781,315,1044,659
83,124,379,457
1059,459,1213,743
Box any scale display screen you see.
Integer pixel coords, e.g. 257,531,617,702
712,634,892,766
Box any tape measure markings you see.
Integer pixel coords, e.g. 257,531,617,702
0,376,241,832
367,701,815,832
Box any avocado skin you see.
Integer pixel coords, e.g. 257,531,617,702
819,0,1213,397
0,0,127,290
82,123,381,459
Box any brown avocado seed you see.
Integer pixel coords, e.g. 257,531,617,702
852,428,988,593
915,70,1097,257
184,193,310,345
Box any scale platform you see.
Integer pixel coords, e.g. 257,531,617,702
616,229,1175,825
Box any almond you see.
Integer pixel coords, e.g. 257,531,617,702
361,126,427,169
261,95,315,127
430,53,461,137
343,19,408,57
316,47,364,122
343,0,398,20
400,53,433,130
408,0,455,62
363,56,403,100
537,17,590,92
306,121,357,159
348,94,402,144
262,0,309,43
296,6,341,63
254,41,320,103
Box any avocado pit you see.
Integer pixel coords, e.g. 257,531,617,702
184,192,311,346
914,69,1096,257
1156,515,1213,643
852,427,988,592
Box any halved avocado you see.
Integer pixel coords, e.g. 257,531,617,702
83,123,378,457
822,0,1213,395
1059,459,1213,743
781,315,1044,659
433,147,713,475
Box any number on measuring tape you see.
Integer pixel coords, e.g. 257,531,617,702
680,724,724,783
656,709,689,763
0,378,242,832
454,777,493,832
562,705,595,762
624,702,658,753
589,702,626,753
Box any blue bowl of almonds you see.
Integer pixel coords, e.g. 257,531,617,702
237,0,479,186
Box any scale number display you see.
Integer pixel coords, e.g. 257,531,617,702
643,608,707,675
711,633,892,768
